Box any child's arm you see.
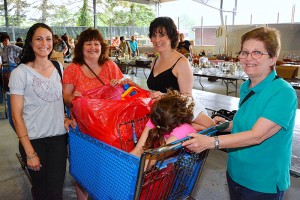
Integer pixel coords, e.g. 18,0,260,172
192,112,215,131
130,126,151,157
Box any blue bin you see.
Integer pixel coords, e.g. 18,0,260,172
68,128,140,200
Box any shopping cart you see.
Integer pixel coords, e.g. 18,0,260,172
1,63,17,118
68,122,229,200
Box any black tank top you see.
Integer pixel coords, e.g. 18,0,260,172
147,57,182,93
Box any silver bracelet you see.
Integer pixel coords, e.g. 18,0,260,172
214,136,219,150
26,152,37,160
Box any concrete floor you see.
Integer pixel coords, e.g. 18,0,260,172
0,69,299,199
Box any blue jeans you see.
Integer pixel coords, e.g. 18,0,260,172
131,51,136,57
226,171,284,200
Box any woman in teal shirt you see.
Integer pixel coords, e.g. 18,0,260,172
183,27,297,199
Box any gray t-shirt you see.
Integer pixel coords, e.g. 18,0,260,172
9,63,65,139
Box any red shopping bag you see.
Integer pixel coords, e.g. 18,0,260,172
71,84,152,152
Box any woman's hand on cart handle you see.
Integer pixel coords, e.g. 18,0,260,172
213,116,232,131
182,133,213,153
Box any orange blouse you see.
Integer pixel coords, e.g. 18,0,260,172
62,60,123,94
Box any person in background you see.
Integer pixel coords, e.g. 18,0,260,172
129,35,139,57
0,34,22,65
147,16,214,131
199,51,208,64
112,36,120,47
183,27,297,199
70,38,75,49
53,34,68,55
15,37,24,48
9,23,73,200
119,36,131,56
61,34,72,63
130,90,196,156
177,33,193,59
62,28,134,199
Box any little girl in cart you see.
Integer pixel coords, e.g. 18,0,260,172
131,90,213,157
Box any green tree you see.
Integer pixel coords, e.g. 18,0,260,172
31,0,57,24
48,4,77,26
77,0,93,27
0,0,29,26
95,0,155,26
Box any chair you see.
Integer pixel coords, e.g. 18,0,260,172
276,65,298,79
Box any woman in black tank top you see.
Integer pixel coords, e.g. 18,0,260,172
147,17,215,131
147,17,193,98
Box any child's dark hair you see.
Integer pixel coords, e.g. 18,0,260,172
143,90,194,150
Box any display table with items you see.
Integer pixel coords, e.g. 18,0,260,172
193,62,248,97
115,57,152,78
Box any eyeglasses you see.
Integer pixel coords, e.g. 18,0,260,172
238,51,269,60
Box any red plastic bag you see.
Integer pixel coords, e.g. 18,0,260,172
71,84,152,152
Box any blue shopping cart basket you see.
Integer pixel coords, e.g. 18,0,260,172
68,122,229,200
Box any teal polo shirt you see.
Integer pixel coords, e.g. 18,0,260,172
228,70,298,193
129,40,138,52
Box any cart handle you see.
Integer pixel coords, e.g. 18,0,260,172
144,121,229,154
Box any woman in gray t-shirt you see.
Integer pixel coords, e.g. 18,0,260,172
9,23,73,200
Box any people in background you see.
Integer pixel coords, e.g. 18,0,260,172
199,51,208,64
61,34,72,63
9,23,72,200
62,28,134,199
183,27,297,199
15,37,24,48
147,16,214,131
112,36,120,47
129,35,139,57
0,34,22,65
177,33,193,59
53,34,68,55
119,36,131,56
130,90,196,156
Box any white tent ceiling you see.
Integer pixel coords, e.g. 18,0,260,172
118,0,237,26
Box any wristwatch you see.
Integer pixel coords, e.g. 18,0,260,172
214,136,219,150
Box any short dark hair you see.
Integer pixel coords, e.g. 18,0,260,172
20,23,53,64
16,37,22,42
2,34,10,41
73,28,109,65
149,17,179,49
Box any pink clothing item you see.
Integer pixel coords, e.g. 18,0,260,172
62,60,123,94
146,120,196,140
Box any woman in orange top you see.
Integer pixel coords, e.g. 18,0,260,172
62,28,132,200
63,28,133,107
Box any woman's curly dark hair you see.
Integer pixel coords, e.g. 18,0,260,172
149,17,179,49
72,28,109,65
143,90,194,150
19,23,53,64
